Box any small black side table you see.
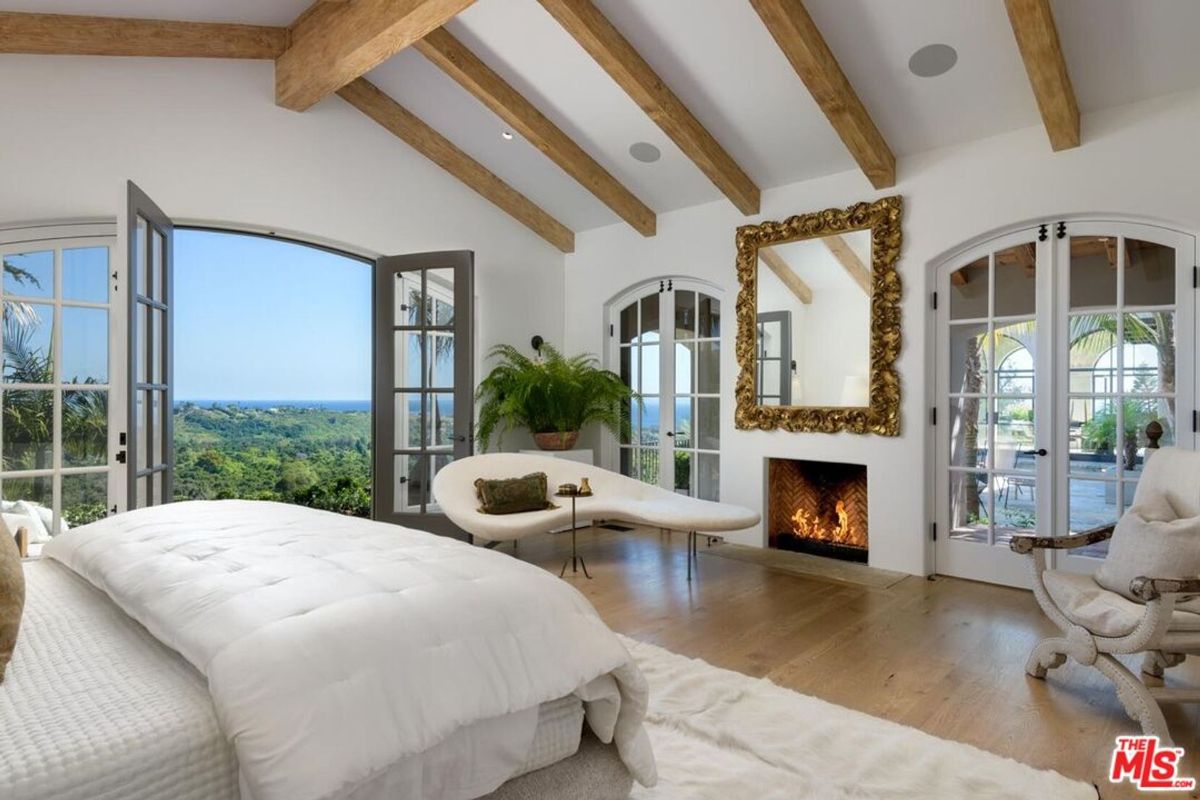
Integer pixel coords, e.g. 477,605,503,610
555,488,592,579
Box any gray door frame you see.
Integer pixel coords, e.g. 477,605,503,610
125,181,174,509
373,250,474,537
756,310,792,405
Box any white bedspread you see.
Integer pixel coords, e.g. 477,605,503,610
45,500,655,800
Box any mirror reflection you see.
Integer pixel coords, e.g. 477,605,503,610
755,229,872,407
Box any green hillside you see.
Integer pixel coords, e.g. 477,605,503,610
173,403,372,516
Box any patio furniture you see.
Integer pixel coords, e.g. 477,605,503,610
1009,447,1200,745
432,453,760,580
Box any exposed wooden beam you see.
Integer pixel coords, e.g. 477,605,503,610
338,78,573,253
759,247,812,305
1004,0,1080,151
823,235,871,294
415,27,656,236
748,0,895,189
950,270,968,287
277,0,477,111
536,0,760,215
0,11,288,58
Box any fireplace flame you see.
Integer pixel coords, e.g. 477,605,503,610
790,499,864,546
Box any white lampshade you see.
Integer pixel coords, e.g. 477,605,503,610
840,375,869,406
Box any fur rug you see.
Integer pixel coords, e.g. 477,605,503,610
621,636,1097,800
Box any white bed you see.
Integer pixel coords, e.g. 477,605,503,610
1,501,654,800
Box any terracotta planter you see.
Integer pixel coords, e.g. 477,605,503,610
533,431,579,451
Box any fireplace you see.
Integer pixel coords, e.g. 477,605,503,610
767,458,867,563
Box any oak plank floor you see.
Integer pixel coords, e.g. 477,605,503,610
511,526,1200,799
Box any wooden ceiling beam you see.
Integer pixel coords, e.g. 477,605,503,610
748,0,895,189
759,248,813,304
823,235,871,294
536,0,760,215
1004,0,1080,151
415,27,656,236
0,11,288,58
276,0,477,112
338,78,574,253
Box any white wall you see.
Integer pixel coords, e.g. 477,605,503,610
565,87,1200,575
0,56,566,450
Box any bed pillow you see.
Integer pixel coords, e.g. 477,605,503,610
1095,490,1200,602
0,521,25,682
475,472,552,515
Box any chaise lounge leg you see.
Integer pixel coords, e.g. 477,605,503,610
1095,653,1174,747
1025,637,1069,678
1142,650,1186,678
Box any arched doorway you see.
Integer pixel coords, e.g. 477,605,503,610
934,219,1196,586
606,279,722,500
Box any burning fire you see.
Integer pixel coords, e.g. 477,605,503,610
790,500,864,546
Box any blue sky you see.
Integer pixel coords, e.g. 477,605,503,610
175,230,371,402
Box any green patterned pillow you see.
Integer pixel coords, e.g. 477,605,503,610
474,472,553,515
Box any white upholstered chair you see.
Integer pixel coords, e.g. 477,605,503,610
1010,447,1200,745
432,453,760,579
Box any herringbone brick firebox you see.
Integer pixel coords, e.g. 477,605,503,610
767,458,868,563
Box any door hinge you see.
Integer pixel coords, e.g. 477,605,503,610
666,279,673,291
1056,221,1066,239
1193,409,1198,433
930,406,937,425
609,323,614,337
930,522,937,542
1193,266,1197,289
659,280,665,293
931,291,938,310
1038,223,1048,242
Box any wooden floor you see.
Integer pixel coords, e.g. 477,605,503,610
513,526,1200,800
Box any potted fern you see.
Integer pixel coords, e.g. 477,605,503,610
476,343,634,451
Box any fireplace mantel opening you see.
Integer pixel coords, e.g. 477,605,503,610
767,458,867,563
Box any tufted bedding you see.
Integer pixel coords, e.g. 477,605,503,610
43,500,655,800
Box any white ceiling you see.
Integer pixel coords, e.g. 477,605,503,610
8,0,1200,233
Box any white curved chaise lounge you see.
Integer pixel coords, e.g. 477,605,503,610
433,453,760,579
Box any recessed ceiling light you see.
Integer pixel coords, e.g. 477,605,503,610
501,131,514,140
629,142,661,163
908,43,958,78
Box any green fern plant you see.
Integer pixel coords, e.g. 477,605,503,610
475,342,635,452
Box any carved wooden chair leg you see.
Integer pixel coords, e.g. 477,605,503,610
1095,653,1174,747
1142,650,1186,678
1025,637,1069,678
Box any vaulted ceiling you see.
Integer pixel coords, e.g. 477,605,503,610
4,0,1200,252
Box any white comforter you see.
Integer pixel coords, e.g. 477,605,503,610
45,500,656,800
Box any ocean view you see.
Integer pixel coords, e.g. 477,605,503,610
177,399,372,412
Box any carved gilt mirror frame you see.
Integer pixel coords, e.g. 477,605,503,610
734,196,903,435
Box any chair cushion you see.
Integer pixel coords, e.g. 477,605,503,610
1095,490,1200,601
474,472,553,515
0,527,24,681
1043,570,1200,638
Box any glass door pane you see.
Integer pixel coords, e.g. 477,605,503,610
374,251,473,537
1,237,116,545
1061,231,1183,563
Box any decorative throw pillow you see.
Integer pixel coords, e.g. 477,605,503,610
0,520,25,682
475,472,553,515
1095,490,1200,602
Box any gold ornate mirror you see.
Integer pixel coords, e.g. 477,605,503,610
734,196,902,435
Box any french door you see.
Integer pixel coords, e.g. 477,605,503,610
126,182,174,510
609,279,721,500
373,250,474,537
936,221,1195,586
0,223,121,540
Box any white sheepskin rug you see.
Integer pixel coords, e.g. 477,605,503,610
621,636,1097,800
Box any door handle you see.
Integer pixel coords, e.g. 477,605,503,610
665,431,675,438
1021,448,1048,457
453,435,466,442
